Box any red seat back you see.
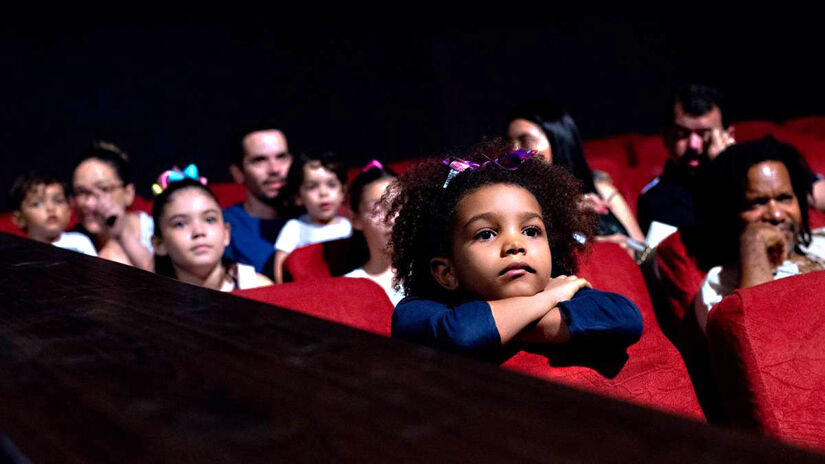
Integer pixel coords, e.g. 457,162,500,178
502,242,704,420
282,243,331,281
707,271,825,451
730,120,778,142
654,232,707,327
233,277,394,336
210,183,247,209
782,116,825,139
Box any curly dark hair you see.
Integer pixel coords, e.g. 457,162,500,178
695,136,813,269
387,138,597,300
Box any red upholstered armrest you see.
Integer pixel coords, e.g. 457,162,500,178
503,242,704,420
234,277,394,336
283,243,331,281
655,232,706,325
707,271,825,451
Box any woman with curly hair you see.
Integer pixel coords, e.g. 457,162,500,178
387,139,643,362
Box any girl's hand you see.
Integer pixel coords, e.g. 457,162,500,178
543,275,591,308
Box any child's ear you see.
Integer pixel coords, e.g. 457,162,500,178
430,257,458,291
152,236,167,256
222,223,231,248
11,211,27,231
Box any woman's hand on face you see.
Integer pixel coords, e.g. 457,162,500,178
581,193,610,215
542,275,591,307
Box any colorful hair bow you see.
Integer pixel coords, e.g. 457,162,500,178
362,159,384,172
152,164,208,195
441,149,537,189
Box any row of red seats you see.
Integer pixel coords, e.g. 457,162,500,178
240,237,825,452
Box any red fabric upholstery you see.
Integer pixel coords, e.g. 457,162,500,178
730,120,778,142
129,195,154,215
502,242,704,420
282,243,331,281
628,134,669,169
782,116,825,139
583,135,634,166
233,277,394,336
774,130,825,175
209,183,247,209
0,212,25,237
654,232,707,326
707,271,825,451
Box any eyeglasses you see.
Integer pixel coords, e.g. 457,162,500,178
442,149,537,188
72,184,124,201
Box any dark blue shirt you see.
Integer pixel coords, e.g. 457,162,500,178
223,203,288,279
392,287,643,362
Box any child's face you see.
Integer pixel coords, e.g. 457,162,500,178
442,184,552,301
14,183,72,242
154,188,230,275
352,178,395,255
298,163,344,224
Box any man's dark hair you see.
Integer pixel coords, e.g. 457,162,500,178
663,84,728,129
230,124,286,167
9,170,64,210
696,136,813,269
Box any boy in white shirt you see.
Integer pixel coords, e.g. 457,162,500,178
10,171,96,256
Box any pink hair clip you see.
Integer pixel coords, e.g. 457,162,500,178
362,159,384,172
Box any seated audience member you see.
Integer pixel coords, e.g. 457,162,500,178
389,140,642,363
9,170,96,256
273,152,352,283
694,137,825,330
71,141,154,270
224,128,293,279
152,166,272,291
344,160,404,305
507,102,646,254
637,84,736,237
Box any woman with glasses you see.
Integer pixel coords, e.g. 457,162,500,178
71,141,154,270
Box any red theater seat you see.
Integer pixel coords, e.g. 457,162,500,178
774,130,825,175
233,277,394,336
628,134,669,169
730,120,778,142
502,242,704,420
783,116,825,139
282,243,331,281
583,135,634,166
210,182,247,209
654,232,707,329
707,271,825,451
0,212,25,237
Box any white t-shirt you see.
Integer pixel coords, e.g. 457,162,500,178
220,263,263,292
138,211,155,253
274,214,352,254
52,232,97,256
695,228,825,331
344,267,405,306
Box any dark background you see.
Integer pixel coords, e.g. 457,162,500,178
1,12,821,209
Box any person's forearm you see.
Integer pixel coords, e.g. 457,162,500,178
739,246,773,288
488,295,553,345
119,236,154,271
516,308,570,344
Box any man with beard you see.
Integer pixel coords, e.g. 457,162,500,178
224,129,293,279
637,84,736,236
694,138,825,331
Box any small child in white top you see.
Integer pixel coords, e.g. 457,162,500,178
273,153,352,283
9,170,97,256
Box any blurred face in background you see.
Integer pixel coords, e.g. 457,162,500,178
72,159,134,235
508,119,552,162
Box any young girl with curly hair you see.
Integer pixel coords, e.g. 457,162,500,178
388,140,643,362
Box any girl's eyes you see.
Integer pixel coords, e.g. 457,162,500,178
172,220,186,229
523,226,542,237
474,230,495,241
205,216,218,224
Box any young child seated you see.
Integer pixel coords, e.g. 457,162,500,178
9,170,96,256
344,160,405,305
273,153,352,283
151,167,272,292
388,141,643,362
